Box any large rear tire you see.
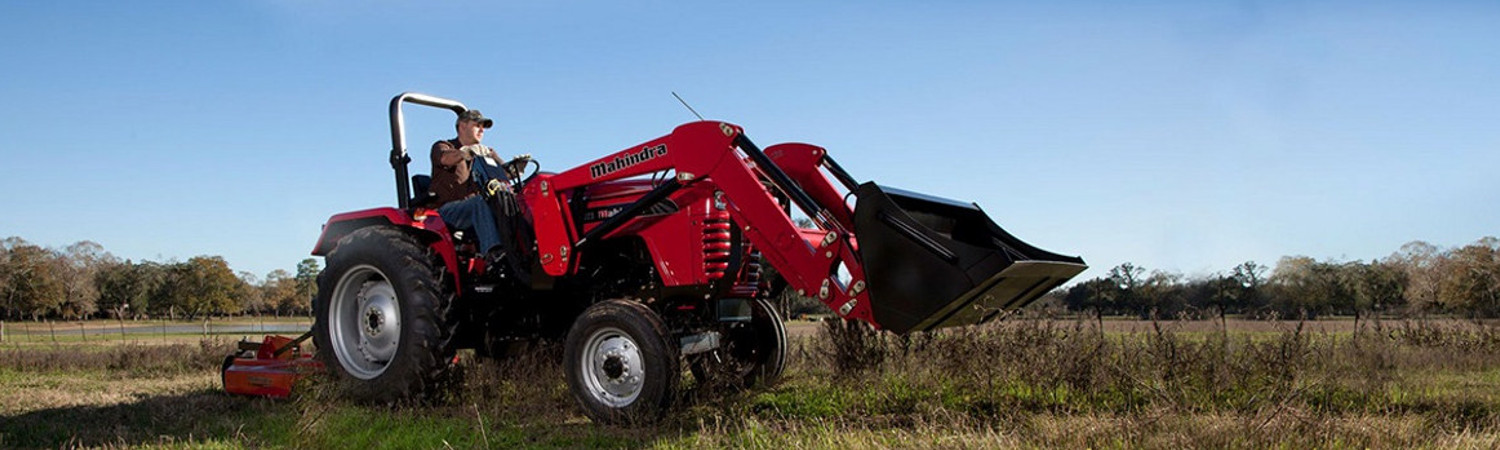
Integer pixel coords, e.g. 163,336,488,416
312,226,454,403
690,298,787,389
563,300,679,425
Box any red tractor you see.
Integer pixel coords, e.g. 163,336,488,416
305,93,1085,424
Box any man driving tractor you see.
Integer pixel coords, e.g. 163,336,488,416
429,109,509,262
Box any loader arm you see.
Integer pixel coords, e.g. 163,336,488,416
522,121,1085,333
523,121,878,323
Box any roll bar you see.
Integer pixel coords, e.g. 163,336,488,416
389,92,469,209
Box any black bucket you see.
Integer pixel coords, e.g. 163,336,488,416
852,183,1086,334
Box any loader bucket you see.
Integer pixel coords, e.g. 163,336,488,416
852,183,1086,334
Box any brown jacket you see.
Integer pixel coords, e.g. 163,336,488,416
430,138,477,205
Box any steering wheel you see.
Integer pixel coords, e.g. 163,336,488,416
501,154,540,189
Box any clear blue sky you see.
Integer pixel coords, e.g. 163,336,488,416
1,1,1495,282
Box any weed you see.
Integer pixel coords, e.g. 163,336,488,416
813,319,888,377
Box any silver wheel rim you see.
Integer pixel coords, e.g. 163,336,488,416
580,326,645,407
328,265,401,380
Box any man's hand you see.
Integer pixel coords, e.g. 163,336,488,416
458,144,494,159
503,153,532,179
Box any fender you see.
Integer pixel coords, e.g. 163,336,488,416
311,207,463,291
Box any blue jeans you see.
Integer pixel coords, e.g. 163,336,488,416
438,196,502,254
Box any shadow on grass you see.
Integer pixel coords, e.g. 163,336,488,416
0,389,293,448
1,386,687,449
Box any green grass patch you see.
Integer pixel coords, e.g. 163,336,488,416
750,383,847,419
299,406,483,449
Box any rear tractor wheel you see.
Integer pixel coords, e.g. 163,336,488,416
312,227,455,404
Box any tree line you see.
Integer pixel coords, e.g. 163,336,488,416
0,237,319,321
6,234,1496,321
1050,237,1500,320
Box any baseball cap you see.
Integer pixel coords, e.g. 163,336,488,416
459,109,494,128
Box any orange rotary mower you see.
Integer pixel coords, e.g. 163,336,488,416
220,332,322,398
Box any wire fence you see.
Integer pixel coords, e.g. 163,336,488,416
0,318,310,347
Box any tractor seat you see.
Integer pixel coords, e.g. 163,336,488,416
411,175,437,209
411,174,479,249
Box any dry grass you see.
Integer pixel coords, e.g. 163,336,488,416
4,318,1500,448
664,412,1500,449
0,339,230,376
0,340,283,448
743,316,1500,448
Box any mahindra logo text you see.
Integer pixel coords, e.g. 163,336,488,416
590,144,668,179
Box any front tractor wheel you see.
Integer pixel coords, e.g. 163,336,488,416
312,227,454,404
564,300,679,425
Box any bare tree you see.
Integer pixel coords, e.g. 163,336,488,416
1106,262,1146,315
236,271,267,316
58,241,112,319
1389,241,1444,312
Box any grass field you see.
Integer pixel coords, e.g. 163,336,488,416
3,317,1500,448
